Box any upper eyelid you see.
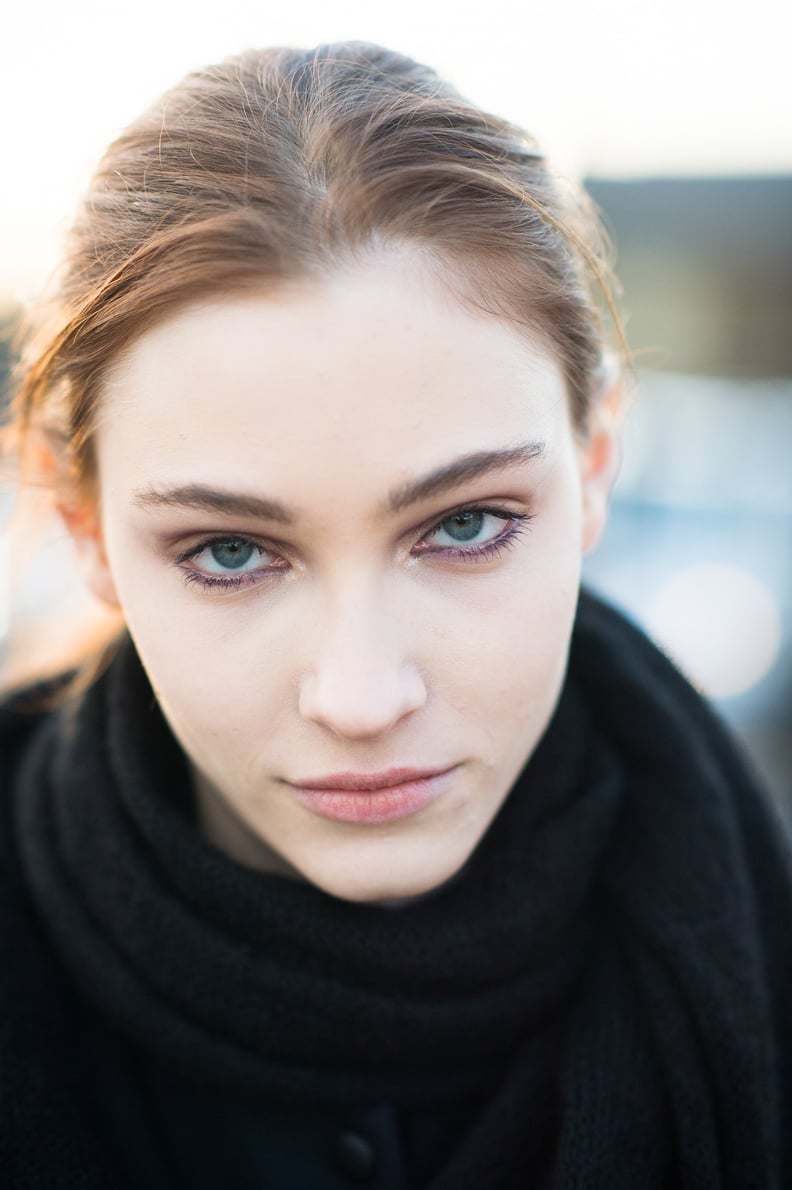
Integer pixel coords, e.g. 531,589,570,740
415,501,521,538
176,503,523,561
176,535,276,564
182,502,511,539
428,504,515,526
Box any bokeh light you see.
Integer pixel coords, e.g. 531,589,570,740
645,563,783,700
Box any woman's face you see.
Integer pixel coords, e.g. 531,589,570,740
78,247,615,903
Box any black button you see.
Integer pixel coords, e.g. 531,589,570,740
333,1130,378,1181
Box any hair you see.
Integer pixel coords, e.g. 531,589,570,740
9,40,624,497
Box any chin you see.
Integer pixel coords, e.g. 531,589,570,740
297,844,474,906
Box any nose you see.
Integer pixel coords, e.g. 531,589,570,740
298,592,427,740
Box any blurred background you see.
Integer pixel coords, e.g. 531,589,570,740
1,0,790,810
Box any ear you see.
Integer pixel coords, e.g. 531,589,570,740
578,365,624,555
57,498,122,609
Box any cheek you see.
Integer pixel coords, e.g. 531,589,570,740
131,609,297,746
451,578,578,718
128,630,298,806
98,535,292,760
410,540,582,733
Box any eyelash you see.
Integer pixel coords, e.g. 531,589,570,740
175,506,534,592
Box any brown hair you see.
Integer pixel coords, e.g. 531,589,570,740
10,40,623,494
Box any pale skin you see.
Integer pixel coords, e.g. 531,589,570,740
65,245,620,904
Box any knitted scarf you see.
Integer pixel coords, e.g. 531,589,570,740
4,590,792,1188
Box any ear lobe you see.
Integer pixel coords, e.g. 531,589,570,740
57,500,122,609
579,371,624,555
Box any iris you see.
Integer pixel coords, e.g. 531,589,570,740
441,511,485,542
210,540,256,570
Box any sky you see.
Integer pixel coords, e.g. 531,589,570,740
2,0,790,299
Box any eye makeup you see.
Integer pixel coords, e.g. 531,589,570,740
171,502,535,594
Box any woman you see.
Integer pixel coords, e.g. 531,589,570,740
1,41,790,1190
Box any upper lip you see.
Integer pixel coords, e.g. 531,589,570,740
290,766,454,792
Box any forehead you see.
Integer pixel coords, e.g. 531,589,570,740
97,254,570,500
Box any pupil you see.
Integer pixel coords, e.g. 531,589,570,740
444,511,484,542
210,540,255,570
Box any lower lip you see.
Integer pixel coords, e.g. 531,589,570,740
290,770,456,824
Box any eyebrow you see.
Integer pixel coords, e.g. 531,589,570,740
132,441,546,523
133,485,295,523
387,441,545,512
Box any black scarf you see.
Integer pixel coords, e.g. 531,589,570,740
5,590,792,1188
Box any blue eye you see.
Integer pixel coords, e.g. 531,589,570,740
435,510,487,544
176,535,286,590
206,539,257,571
194,538,264,574
422,508,528,557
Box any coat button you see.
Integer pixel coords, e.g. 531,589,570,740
333,1130,378,1181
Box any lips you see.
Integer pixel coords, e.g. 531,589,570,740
288,766,457,824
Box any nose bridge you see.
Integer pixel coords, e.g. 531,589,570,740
298,565,426,738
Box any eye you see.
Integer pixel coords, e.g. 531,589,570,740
176,536,286,590
195,539,264,574
427,510,498,547
415,507,532,561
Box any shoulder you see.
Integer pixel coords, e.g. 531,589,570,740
0,697,102,1163
573,586,792,987
0,668,77,804
572,586,784,802
574,590,792,1172
0,693,66,1000
0,696,54,862
0,696,56,939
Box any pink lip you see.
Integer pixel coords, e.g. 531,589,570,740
289,766,457,824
